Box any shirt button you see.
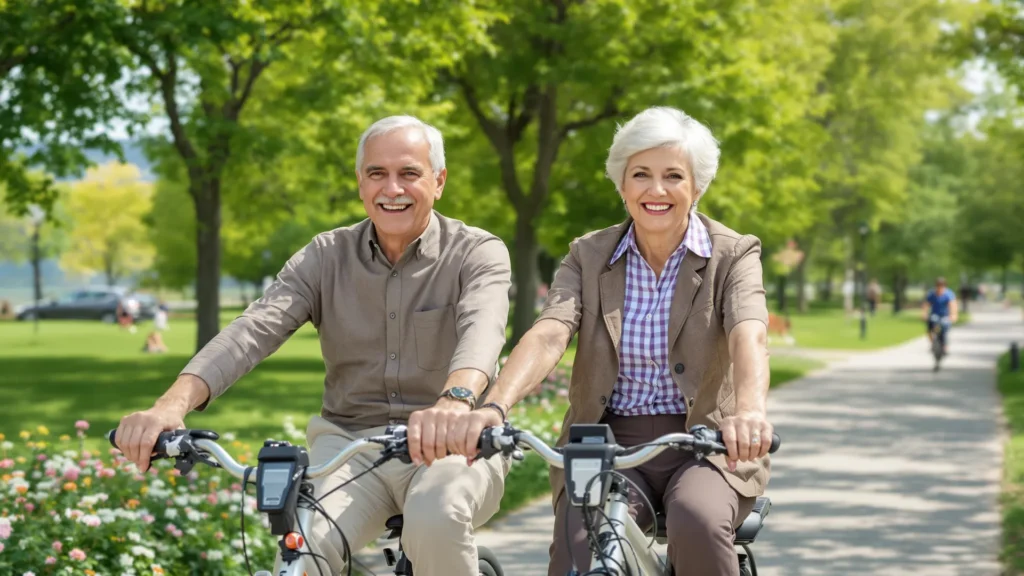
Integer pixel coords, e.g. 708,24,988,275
390,392,397,398
390,353,397,360
646,314,652,320
391,271,398,278
389,312,396,319
599,396,607,405
674,363,685,374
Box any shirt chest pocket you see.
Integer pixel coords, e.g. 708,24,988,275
413,305,457,371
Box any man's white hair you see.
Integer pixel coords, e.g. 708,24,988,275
605,107,720,197
356,115,446,174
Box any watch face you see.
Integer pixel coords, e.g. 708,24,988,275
449,387,473,399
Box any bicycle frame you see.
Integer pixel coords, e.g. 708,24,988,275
588,485,667,576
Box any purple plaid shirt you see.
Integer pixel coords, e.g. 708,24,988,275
607,216,713,416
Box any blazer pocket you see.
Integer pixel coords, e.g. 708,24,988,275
414,305,456,371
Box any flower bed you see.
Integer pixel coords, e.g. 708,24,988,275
0,363,572,573
0,422,275,575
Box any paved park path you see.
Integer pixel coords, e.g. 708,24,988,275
358,305,1021,575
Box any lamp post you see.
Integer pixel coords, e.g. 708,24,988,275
27,205,45,335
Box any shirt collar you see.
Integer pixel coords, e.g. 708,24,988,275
367,211,441,263
609,213,712,265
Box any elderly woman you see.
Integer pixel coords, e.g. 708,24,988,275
449,106,773,576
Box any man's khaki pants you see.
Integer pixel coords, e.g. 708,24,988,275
274,416,508,576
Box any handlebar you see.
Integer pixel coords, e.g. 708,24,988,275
106,428,401,482
477,424,780,469
107,423,780,481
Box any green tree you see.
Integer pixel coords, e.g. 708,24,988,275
444,0,835,345
60,162,154,286
0,0,125,216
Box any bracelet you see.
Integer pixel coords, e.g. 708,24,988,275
478,402,508,422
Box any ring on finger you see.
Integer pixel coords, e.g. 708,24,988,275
750,434,761,445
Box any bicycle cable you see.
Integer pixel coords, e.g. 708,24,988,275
241,466,256,576
580,473,631,576
579,469,661,576
294,499,329,576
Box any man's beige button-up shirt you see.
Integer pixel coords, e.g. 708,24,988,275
181,211,511,430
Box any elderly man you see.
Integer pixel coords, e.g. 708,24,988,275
114,115,512,575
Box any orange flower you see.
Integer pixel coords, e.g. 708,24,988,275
221,512,229,520
15,485,28,495
86,570,96,576
63,482,77,492
1,474,11,483
152,566,165,575
127,498,140,509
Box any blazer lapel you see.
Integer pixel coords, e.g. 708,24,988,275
668,249,709,346
600,258,627,353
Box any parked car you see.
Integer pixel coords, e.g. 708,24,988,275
15,288,153,323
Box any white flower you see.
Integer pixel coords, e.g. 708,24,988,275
78,514,102,527
223,432,237,441
2,441,13,450
127,532,142,543
173,495,189,507
131,545,155,559
23,571,36,576
164,508,178,519
120,553,134,567
31,471,41,479
230,538,244,550
207,550,224,561
186,510,202,523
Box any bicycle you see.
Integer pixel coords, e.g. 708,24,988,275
475,422,781,576
928,313,951,372
107,426,504,576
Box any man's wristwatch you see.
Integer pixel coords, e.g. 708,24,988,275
438,386,477,409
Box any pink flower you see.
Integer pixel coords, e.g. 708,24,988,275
206,493,218,505
0,524,13,539
0,542,4,553
108,448,120,456
24,503,34,513
98,469,115,479
68,548,86,561
63,469,79,481
214,531,224,540
45,557,56,565
45,469,56,477
81,451,91,459
0,459,14,469
52,541,62,552
36,454,47,461
200,551,207,559
141,514,155,524
75,420,89,431
231,483,242,491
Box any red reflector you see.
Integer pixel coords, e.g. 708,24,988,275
284,532,305,550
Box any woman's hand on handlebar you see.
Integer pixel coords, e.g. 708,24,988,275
719,411,774,471
114,407,185,472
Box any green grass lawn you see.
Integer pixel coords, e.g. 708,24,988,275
998,352,1024,573
783,307,936,350
0,314,325,445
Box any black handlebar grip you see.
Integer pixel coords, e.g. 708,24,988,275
105,429,177,460
713,431,781,454
477,428,500,460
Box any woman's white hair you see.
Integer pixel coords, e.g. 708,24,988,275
356,115,446,174
605,107,720,199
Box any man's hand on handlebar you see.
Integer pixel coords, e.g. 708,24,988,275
448,408,504,463
114,407,186,473
406,399,473,467
719,411,774,471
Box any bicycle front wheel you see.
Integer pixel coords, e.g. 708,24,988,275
478,546,504,576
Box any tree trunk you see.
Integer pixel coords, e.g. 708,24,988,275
193,178,222,352
538,251,557,287
511,216,539,348
31,223,42,304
